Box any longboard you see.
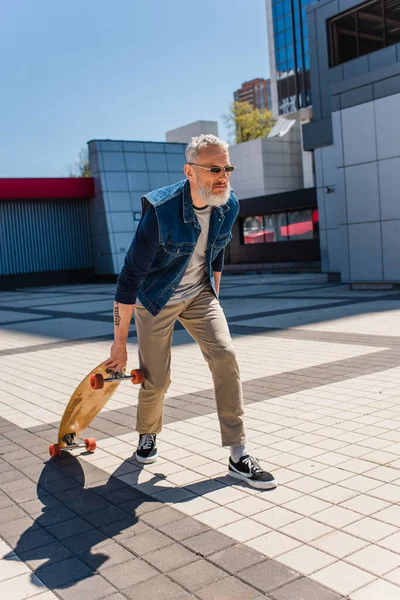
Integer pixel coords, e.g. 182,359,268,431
49,362,144,458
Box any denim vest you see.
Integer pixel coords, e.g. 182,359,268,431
137,179,238,316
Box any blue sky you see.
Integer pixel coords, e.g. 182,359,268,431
1,0,270,177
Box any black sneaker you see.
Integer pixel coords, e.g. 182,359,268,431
136,434,158,464
228,455,276,490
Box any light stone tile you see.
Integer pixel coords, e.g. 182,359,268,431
312,531,368,558
311,561,376,596
277,544,336,575
350,579,400,600
346,544,400,576
246,530,301,558
218,518,270,542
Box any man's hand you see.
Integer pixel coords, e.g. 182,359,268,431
104,341,127,372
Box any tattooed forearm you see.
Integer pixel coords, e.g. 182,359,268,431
114,303,121,326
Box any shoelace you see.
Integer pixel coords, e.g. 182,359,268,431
241,455,263,474
138,434,155,450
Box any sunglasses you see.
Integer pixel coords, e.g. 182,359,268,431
188,163,235,174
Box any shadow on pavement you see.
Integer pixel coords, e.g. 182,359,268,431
5,450,269,590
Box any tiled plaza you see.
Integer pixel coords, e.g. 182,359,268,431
2,273,400,599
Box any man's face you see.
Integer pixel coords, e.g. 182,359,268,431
186,146,233,206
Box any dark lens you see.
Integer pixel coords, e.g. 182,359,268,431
225,166,235,173
209,167,222,174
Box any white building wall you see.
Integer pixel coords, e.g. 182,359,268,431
166,121,219,144
229,123,303,199
331,91,400,283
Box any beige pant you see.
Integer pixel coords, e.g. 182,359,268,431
134,289,246,447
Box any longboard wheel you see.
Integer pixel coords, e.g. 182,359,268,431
130,369,145,385
90,374,104,390
84,437,96,452
49,443,61,458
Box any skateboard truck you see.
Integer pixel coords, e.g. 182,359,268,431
49,434,96,458
90,368,145,390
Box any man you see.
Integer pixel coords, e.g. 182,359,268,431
105,134,276,490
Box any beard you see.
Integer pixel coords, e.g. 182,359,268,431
197,181,231,207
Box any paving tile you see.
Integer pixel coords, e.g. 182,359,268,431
170,558,228,590
159,516,209,541
271,576,345,600
121,529,174,555
238,558,299,593
54,574,117,600
124,573,192,599
311,560,376,595
0,572,47,599
139,505,182,527
349,579,400,599
79,541,134,571
35,556,94,587
0,555,30,581
143,543,198,572
101,557,158,588
209,544,266,574
196,575,262,599
183,530,235,556
18,541,73,569
46,516,94,540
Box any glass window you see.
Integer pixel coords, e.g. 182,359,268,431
285,210,314,240
264,214,288,242
277,17,285,32
328,0,399,66
278,32,285,48
385,0,400,45
358,0,384,56
242,216,265,245
284,14,292,29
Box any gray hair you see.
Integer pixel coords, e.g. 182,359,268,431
185,134,229,163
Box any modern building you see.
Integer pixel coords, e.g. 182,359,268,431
165,120,219,143
303,0,400,285
265,0,317,117
233,78,272,111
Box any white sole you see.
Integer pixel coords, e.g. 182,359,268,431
136,452,158,464
228,470,277,490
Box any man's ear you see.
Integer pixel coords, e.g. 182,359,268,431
184,163,194,181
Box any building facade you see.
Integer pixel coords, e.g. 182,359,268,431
304,0,400,284
234,78,272,110
265,0,316,117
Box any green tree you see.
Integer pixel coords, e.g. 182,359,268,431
223,101,276,144
67,147,90,177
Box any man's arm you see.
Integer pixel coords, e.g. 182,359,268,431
212,248,225,296
104,206,160,371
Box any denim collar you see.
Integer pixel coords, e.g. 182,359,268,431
183,179,230,223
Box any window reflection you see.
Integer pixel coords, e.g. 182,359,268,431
242,209,318,245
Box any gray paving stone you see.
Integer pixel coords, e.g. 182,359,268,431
0,516,37,539
239,560,299,594
21,496,61,517
85,506,128,527
119,497,163,516
100,518,150,540
62,528,106,554
18,541,74,569
0,504,26,521
197,575,261,599
143,542,198,572
209,544,266,574
0,491,14,508
54,575,117,600
159,516,209,541
140,505,183,528
68,494,111,515
122,529,174,555
0,469,27,484
101,557,158,588
183,530,235,557
80,541,134,571
35,556,94,587
169,558,228,591
37,506,76,527
46,516,95,540
270,577,345,600
9,526,55,551
124,574,193,600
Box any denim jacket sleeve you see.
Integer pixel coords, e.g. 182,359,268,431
115,206,160,304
